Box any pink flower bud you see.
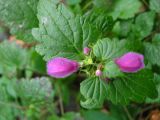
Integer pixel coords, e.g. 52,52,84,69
115,52,145,73
47,57,79,78
83,47,91,55
95,69,102,76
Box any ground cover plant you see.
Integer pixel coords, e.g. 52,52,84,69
0,0,160,120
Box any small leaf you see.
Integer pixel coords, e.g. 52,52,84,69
0,0,39,42
109,105,128,120
112,20,133,37
152,33,160,42
83,110,116,120
6,82,17,98
93,0,113,10
144,35,160,66
80,77,107,109
133,11,156,39
16,77,53,105
0,77,17,98
0,41,28,75
93,38,127,61
29,49,46,74
125,39,143,52
0,84,8,102
0,81,19,120
62,112,82,120
66,0,81,5
104,61,123,78
146,74,160,103
107,70,158,104
110,0,141,20
84,9,114,35
149,0,160,13
81,98,102,109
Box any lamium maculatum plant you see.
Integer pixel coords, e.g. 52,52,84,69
0,0,160,119
32,0,158,109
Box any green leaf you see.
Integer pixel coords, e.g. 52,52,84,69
125,39,143,52
15,77,53,106
112,20,133,37
83,110,116,120
0,84,8,102
109,105,128,120
62,112,82,120
149,0,160,13
107,70,157,104
144,35,160,66
104,61,123,78
80,77,107,109
29,49,46,74
0,41,28,75
152,33,160,42
0,77,16,98
84,9,114,35
93,0,113,10
146,74,160,103
66,0,81,5
0,80,20,120
47,112,82,120
0,0,39,42
80,98,102,109
32,0,100,61
47,114,59,120
0,65,3,74
110,0,141,20
133,11,156,39
93,38,127,61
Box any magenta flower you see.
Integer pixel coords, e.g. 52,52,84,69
83,47,91,55
115,52,145,73
47,57,79,78
95,69,102,76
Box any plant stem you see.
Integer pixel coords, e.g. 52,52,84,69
141,0,149,8
82,1,92,11
123,106,134,120
57,84,64,115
